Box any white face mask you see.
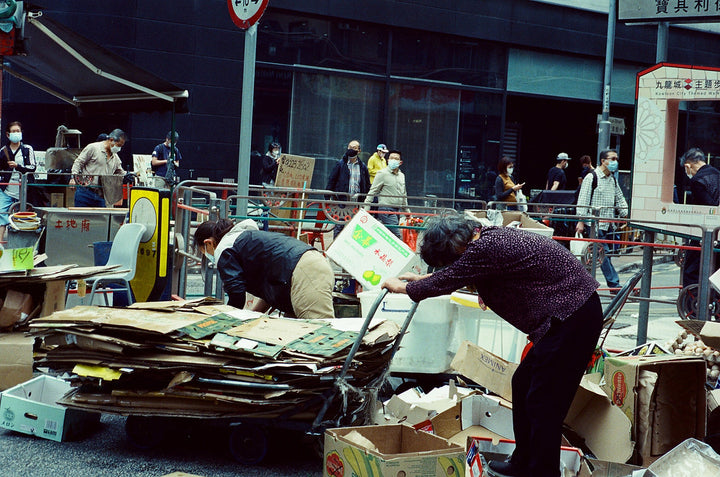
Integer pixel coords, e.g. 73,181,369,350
111,145,122,154
388,159,401,170
506,167,514,175
204,251,215,264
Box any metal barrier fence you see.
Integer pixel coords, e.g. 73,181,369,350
8,174,718,340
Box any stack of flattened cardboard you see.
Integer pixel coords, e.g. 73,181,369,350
29,301,400,421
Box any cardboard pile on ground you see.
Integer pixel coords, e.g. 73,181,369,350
29,302,401,423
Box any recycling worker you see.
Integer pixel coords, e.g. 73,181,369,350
194,218,335,318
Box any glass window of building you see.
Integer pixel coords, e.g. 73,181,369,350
391,29,506,89
258,12,388,75
289,72,384,189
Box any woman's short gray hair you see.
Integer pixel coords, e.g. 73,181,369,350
418,212,476,268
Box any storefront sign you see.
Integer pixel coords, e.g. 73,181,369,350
632,63,720,233
620,0,720,22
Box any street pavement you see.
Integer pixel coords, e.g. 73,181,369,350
599,252,685,353
0,248,688,477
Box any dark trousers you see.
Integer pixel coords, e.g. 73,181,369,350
510,292,603,477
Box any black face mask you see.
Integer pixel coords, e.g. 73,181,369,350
346,148,359,158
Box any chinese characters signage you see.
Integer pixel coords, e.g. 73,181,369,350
632,63,720,232
620,0,720,22
0,246,34,271
327,209,421,290
274,154,315,189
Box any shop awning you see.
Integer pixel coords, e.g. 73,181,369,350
2,12,189,114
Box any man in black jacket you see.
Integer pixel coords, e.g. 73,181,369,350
326,140,370,237
680,147,720,287
194,219,335,318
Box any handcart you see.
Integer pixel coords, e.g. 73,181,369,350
56,290,418,465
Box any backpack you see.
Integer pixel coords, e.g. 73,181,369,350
575,170,616,206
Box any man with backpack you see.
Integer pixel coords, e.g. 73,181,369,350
575,149,628,291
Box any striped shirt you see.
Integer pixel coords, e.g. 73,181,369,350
576,170,628,231
347,160,361,195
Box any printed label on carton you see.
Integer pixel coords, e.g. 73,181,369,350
611,371,627,407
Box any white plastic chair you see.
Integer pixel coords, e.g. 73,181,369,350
85,223,146,306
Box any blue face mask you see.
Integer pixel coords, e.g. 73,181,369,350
8,132,21,143
607,160,619,173
204,251,215,264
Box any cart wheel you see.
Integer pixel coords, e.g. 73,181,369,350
674,248,686,268
260,189,288,208
125,416,166,450
677,284,720,321
580,243,604,271
228,423,268,465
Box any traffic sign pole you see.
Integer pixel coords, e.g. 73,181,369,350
236,23,257,217
227,0,269,217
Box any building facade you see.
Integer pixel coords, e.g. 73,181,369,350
5,0,720,201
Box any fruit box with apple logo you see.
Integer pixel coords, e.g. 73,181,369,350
601,354,706,466
323,424,465,477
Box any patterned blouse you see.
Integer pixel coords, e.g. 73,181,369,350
406,226,599,343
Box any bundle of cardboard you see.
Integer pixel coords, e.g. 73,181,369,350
29,299,400,424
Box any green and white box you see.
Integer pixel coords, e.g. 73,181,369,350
327,209,423,290
0,375,98,442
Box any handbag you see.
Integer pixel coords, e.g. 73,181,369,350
570,231,590,260
516,189,528,212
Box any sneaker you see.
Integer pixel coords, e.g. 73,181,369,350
487,459,527,477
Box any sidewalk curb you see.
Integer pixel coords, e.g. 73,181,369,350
617,254,675,274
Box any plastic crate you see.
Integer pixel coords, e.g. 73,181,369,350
358,291,457,374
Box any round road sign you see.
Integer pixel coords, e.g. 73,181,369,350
227,0,269,30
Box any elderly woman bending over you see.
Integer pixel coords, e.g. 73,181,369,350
382,213,602,477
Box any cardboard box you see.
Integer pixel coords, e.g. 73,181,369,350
0,375,99,442
602,355,707,466
699,321,720,350
582,459,646,477
0,290,33,328
326,209,423,291
450,341,518,402
465,210,554,237
41,280,67,317
564,374,633,463
0,332,34,391
451,342,635,464
465,436,584,477
706,389,720,455
614,342,671,357
429,394,515,450
323,424,465,477
374,383,473,427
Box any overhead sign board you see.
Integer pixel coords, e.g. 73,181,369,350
227,0,269,30
619,1,720,23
